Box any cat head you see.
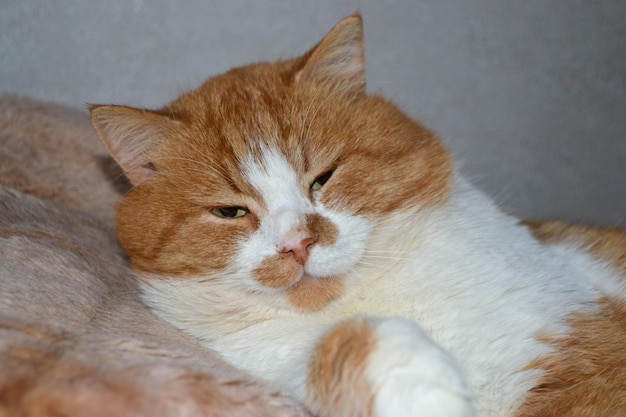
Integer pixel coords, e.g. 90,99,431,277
91,15,452,311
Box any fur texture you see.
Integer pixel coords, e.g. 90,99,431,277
2,14,625,417
0,96,127,217
89,15,626,417
0,98,307,416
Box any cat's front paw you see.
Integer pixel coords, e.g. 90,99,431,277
369,318,474,417
307,317,474,417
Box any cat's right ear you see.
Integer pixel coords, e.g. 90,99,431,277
295,14,366,97
90,105,178,186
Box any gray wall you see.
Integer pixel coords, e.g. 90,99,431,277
2,1,625,227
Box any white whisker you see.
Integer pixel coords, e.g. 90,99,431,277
361,255,409,261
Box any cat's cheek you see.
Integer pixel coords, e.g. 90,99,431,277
306,208,373,278
117,196,245,277
234,224,274,265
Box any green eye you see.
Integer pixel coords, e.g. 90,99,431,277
212,207,248,218
311,169,335,191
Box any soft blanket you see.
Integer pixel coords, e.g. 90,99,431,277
0,96,307,416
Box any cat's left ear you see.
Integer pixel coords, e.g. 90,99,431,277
90,105,179,186
295,14,365,97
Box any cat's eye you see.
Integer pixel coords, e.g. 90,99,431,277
311,169,335,191
212,207,249,219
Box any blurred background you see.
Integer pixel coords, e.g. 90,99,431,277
1,1,625,227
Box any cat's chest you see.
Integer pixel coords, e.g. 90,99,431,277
339,235,590,328
330,203,615,363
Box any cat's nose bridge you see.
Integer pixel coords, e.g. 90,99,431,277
274,208,305,235
274,209,318,265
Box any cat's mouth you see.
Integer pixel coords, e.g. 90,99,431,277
251,251,340,294
289,271,328,288
252,253,312,290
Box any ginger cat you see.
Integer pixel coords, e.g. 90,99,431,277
91,15,626,417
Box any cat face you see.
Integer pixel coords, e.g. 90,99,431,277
91,15,451,311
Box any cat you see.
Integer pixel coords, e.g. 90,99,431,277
0,96,308,417
90,14,626,417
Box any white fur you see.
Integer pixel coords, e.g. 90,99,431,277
368,317,474,417
341,176,623,415
238,146,311,271
139,145,624,417
236,146,371,282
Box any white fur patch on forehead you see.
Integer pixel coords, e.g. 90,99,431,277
242,145,310,213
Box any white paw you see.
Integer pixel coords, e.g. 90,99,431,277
368,318,475,417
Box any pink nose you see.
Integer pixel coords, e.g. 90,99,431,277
280,237,316,266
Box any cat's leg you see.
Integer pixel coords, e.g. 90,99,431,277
306,316,474,417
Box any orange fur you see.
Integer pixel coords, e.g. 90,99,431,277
91,14,451,303
252,255,303,289
526,220,626,275
516,297,626,417
286,275,345,312
85,14,625,416
516,222,626,416
306,317,377,417
306,213,339,246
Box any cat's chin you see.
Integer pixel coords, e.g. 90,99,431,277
285,274,345,312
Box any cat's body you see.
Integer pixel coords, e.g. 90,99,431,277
140,175,625,416
90,15,626,417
